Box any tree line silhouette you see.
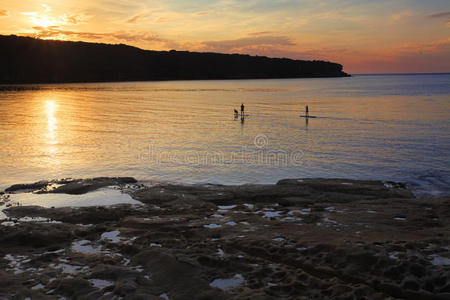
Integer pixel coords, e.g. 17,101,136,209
0,35,349,84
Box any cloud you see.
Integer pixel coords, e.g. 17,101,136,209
0,9,8,17
42,4,51,12
126,11,150,24
347,43,450,74
248,31,274,36
21,11,91,27
201,35,295,52
124,7,211,26
391,10,415,22
27,26,168,46
111,31,164,43
398,38,450,55
426,11,450,19
426,11,450,27
343,38,450,73
156,12,183,23
61,13,92,25
211,45,354,62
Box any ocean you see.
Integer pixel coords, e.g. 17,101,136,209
1,74,449,197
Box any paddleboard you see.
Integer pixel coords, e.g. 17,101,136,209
300,115,317,118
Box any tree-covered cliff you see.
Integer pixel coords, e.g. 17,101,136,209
0,35,349,84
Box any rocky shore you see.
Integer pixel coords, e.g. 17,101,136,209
0,177,449,299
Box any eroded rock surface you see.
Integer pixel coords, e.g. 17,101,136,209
5,177,137,194
0,178,448,299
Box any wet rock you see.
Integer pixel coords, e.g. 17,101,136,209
0,223,73,248
276,178,414,199
54,278,97,298
114,279,137,296
49,177,137,195
5,180,49,192
4,177,137,194
124,294,160,300
0,177,448,299
440,284,450,293
345,251,378,272
133,250,215,298
410,263,426,278
402,277,420,291
197,256,228,268
403,289,440,300
5,204,139,224
378,282,403,298
90,266,141,281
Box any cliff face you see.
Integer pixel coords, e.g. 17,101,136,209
0,35,349,84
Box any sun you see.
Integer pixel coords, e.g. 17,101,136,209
32,15,56,28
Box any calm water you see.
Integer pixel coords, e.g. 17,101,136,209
1,74,449,197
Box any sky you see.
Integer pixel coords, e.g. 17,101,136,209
0,0,449,74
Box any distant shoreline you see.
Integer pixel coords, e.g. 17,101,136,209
0,34,349,84
0,74,352,86
0,75,353,89
2,73,449,87
0,74,352,85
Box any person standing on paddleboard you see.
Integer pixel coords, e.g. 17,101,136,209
241,103,245,116
305,105,309,117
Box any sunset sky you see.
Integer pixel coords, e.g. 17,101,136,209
0,0,449,74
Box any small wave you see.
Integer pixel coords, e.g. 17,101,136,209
405,170,450,198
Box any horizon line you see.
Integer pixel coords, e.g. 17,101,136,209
353,72,450,76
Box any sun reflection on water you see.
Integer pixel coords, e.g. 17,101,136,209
45,100,58,147
0,77,448,194
45,100,58,159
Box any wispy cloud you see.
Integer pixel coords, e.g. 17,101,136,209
63,13,91,25
126,11,150,24
426,11,450,19
0,9,9,17
425,11,450,27
391,38,450,55
21,11,91,26
201,35,295,52
248,31,274,36
156,11,184,23
391,10,415,22
28,26,168,46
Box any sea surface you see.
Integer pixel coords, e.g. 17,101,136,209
0,74,449,197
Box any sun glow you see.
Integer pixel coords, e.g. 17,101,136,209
32,15,56,28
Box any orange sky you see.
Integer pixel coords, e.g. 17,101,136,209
1,0,449,74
